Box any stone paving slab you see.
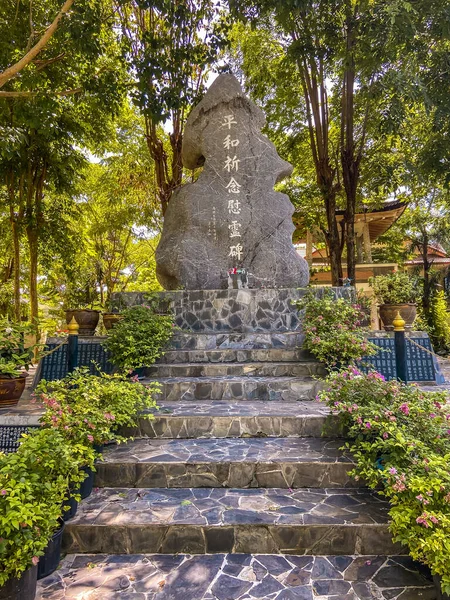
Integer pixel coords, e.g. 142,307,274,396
63,488,400,555
145,362,326,378
147,377,321,402
122,401,337,441
168,332,306,350
37,553,435,599
159,348,314,363
95,437,354,489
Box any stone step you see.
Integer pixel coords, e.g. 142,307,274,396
122,400,337,439
147,376,321,402
146,361,326,378
37,553,437,600
63,487,401,556
94,437,355,489
168,331,305,350
159,347,314,363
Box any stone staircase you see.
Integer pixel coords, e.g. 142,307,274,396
37,291,437,598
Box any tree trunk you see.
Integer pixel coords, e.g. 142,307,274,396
26,227,39,325
10,218,21,321
422,233,431,316
341,8,359,286
323,188,343,286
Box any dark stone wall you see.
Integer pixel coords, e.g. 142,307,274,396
111,287,353,333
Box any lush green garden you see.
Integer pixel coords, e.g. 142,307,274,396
1,0,450,597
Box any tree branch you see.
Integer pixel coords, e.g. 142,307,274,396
0,87,82,98
0,0,74,89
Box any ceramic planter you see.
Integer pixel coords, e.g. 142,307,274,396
0,565,37,600
37,519,65,580
0,374,27,407
379,303,417,331
102,313,123,331
65,309,100,336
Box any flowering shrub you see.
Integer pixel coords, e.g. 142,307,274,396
0,428,91,585
319,368,450,593
36,367,159,446
297,292,377,368
103,304,174,371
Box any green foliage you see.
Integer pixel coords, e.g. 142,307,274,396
369,272,420,305
319,369,450,594
0,427,89,586
37,367,159,445
0,318,42,375
296,292,377,368
424,291,450,354
104,304,174,371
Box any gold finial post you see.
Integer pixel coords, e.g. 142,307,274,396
68,316,79,336
393,311,405,332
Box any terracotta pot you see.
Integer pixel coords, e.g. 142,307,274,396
103,313,123,331
379,303,417,331
0,374,27,407
65,309,100,336
0,565,37,600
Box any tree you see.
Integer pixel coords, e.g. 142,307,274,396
229,0,450,285
0,0,125,322
114,0,229,214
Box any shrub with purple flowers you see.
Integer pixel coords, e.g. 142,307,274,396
319,368,450,593
296,291,377,369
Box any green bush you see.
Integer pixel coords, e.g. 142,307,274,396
297,291,377,369
103,304,174,371
319,369,450,593
369,271,420,304
0,428,89,586
37,367,159,446
426,291,450,354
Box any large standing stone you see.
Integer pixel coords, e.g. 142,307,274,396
156,74,310,290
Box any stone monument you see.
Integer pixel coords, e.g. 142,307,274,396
156,74,310,290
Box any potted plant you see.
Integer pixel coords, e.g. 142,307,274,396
65,307,100,336
64,277,101,336
0,437,68,598
2,427,91,579
102,296,126,332
319,369,450,597
369,272,420,330
103,304,174,374
0,320,42,406
37,367,159,447
296,291,377,370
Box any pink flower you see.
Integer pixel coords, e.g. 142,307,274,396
365,422,371,429
389,467,397,475
0,490,7,496
32,556,39,566
87,435,94,443
416,515,429,528
399,403,410,416
382,432,389,439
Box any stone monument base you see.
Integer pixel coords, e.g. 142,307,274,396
112,287,351,334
